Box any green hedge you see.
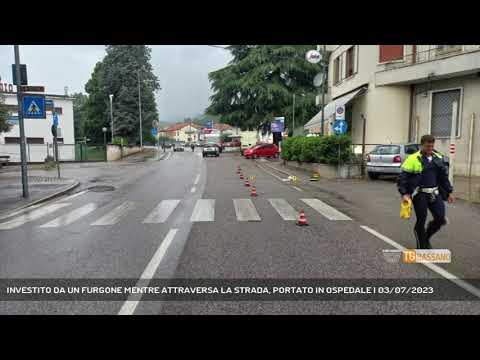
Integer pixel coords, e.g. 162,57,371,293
281,135,352,165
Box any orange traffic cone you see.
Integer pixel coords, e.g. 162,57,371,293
297,209,308,226
250,186,257,197
244,179,250,187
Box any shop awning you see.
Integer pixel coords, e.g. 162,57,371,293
304,87,367,129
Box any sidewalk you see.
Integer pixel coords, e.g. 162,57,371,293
0,175,78,215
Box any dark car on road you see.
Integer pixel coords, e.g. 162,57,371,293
202,144,220,157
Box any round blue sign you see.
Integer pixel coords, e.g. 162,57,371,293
333,120,348,135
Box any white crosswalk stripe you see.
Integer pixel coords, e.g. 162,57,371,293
1,197,354,229
91,201,136,226
301,198,352,221
268,198,297,221
233,199,261,222
190,199,215,222
39,203,97,228
142,200,180,224
0,203,72,230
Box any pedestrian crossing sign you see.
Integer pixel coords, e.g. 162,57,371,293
22,95,46,119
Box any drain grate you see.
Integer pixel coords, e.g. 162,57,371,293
88,185,115,192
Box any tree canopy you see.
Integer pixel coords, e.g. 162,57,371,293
207,45,323,131
0,92,11,133
80,45,160,144
71,92,88,140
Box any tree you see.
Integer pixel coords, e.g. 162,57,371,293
71,92,88,140
0,92,11,133
82,46,160,144
207,45,322,131
84,61,109,143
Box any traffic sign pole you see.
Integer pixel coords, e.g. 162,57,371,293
14,45,29,198
52,110,60,179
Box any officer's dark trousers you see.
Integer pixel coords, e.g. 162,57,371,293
412,192,446,249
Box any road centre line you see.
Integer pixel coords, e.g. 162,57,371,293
118,228,179,315
194,174,200,185
360,225,480,300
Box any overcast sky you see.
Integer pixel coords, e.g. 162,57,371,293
0,45,232,123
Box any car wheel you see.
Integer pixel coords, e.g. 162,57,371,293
368,172,380,180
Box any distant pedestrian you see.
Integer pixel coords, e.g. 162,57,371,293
397,134,454,249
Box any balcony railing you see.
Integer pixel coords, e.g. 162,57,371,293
380,46,480,71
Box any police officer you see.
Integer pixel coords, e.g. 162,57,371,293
397,135,455,249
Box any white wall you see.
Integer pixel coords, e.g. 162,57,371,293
0,93,75,145
330,45,378,99
0,143,75,162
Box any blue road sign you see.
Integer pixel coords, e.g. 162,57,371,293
53,113,59,127
333,120,348,135
151,127,158,137
271,117,285,133
23,95,46,119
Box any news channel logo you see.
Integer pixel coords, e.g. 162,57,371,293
382,249,451,264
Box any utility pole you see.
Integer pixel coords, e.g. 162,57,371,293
138,70,143,148
14,45,29,198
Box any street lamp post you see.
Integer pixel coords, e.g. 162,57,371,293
292,93,305,136
137,70,143,148
109,94,114,143
102,127,107,161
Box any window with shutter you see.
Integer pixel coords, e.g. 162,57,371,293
379,45,404,63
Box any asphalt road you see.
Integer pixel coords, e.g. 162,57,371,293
0,148,479,314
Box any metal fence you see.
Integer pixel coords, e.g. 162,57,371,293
382,46,479,71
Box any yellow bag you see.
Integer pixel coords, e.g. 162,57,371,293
400,198,412,219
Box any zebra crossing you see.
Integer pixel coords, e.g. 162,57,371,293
0,198,352,230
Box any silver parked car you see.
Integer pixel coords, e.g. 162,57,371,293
366,143,449,180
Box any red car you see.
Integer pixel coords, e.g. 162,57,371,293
244,143,279,159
